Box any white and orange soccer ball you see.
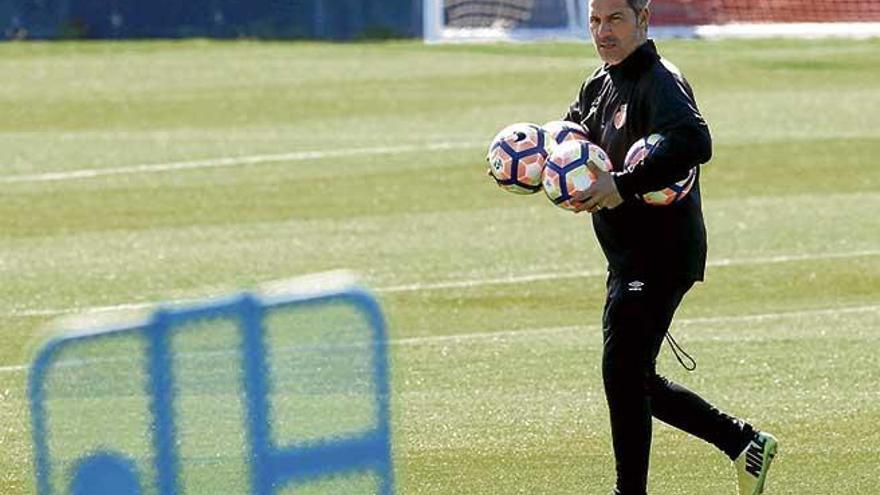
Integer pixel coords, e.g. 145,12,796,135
624,134,697,206
486,123,550,194
542,140,613,211
542,120,590,148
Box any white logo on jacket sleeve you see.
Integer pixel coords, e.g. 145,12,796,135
627,280,644,292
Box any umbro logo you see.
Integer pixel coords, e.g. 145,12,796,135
627,281,644,292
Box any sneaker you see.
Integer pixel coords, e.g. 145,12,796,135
734,431,779,495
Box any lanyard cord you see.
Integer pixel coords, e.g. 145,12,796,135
665,331,697,371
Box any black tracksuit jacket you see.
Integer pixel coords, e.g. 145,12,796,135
564,40,711,282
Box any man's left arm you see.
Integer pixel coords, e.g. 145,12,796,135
612,71,712,201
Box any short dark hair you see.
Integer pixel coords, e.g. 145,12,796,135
627,0,650,14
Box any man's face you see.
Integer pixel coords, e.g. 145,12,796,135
589,0,648,65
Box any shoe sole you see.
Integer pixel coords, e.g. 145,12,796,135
753,435,779,494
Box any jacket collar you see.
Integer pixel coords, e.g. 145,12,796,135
607,39,659,80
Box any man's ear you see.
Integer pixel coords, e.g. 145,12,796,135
639,8,650,29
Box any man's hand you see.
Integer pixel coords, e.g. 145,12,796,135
571,163,624,213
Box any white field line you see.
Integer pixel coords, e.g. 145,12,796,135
1,303,877,375
394,303,880,345
377,268,609,293
0,141,483,184
6,249,879,319
376,248,880,293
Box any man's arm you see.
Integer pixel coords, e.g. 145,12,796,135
612,69,712,201
563,82,586,123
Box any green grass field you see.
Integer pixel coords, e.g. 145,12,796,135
1,37,879,494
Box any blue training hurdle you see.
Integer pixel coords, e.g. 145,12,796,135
29,280,395,495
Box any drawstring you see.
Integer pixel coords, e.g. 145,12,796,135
665,331,697,371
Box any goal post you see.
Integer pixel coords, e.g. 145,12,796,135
423,0,880,42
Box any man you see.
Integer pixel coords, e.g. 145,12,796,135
564,1,778,494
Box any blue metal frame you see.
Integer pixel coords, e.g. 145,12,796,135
6,0,420,40
29,286,395,495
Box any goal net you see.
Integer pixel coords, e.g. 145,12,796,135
424,0,588,42
424,0,880,42
649,0,880,38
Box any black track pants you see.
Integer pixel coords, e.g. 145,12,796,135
601,273,753,495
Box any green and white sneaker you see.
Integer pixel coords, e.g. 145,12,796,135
734,431,779,495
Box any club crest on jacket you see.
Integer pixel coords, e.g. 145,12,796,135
614,103,628,129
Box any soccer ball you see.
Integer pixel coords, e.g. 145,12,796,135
543,120,590,148
486,123,549,194
624,134,697,206
542,140,613,211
